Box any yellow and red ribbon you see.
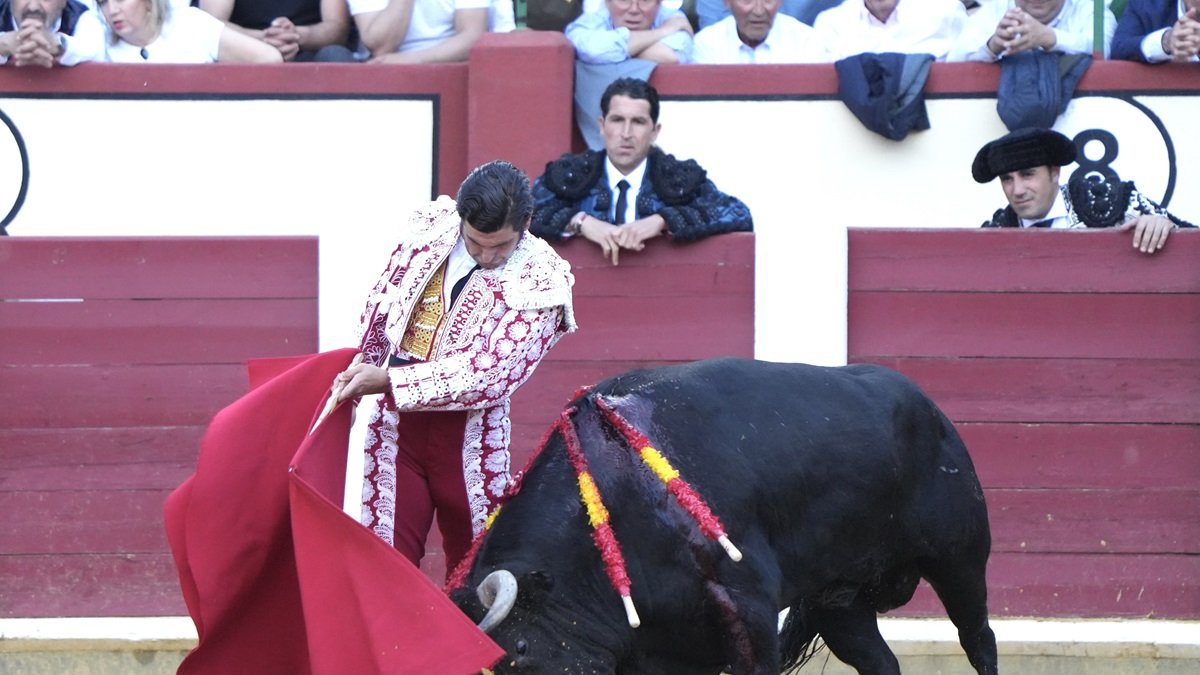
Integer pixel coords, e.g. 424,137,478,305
595,397,742,562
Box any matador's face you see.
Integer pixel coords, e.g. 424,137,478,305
999,165,1060,221
461,221,523,270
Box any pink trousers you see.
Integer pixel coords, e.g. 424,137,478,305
387,409,473,573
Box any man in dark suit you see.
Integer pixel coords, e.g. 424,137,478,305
1111,0,1200,62
531,78,753,266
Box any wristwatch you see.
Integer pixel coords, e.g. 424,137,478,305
565,211,586,237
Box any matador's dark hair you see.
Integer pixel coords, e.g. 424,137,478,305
456,160,534,233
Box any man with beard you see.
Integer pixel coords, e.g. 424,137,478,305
0,0,103,66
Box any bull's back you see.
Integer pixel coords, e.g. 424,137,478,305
592,357,949,477
588,358,980,567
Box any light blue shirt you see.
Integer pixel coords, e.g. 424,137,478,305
565,7,693,64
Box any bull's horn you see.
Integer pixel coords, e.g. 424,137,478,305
476,570,518,633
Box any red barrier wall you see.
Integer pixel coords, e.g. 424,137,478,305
0,233,754,617
3,231,1196,620
0,237,319,617
848,228,1200,619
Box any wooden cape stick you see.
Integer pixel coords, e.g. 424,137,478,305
309,353,363,434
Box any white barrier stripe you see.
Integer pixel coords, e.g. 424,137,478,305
0,617,197,650
2,617,1198,654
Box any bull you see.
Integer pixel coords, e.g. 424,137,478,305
450,358,998,674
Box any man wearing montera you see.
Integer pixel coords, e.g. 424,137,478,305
973,127,1194,254
531,78,753,265
692,0,831,63
948,0,1116,61
330,160,576,573
1111,0,1200,63
0,0,103,67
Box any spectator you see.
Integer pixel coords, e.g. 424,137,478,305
97,0,283,62
949,0,1116,61
0,0,104,67
196,0,351,62
332,160,575,572
347,0,487,63
531,78,753,265
1111,0,1200,62
566,0,692,151
566,0,693,64
813,0,967,61
698,0,840,29
972,127,1194,254
693,0,831,63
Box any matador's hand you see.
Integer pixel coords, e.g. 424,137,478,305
1118,214,1174,254
333,356,388,401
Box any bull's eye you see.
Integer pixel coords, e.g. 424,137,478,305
514,639,528,656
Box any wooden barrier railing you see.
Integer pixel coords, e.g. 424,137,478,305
3,230,1196,621
0,233,752,616
0,237,319,617
849,228,1200,619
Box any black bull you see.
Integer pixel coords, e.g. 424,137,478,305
451,358,998,674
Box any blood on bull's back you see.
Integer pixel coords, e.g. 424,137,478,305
451,357,997,675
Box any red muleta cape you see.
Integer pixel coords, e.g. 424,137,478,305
164,349,503,674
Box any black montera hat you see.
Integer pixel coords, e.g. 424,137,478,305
971,128,1077,183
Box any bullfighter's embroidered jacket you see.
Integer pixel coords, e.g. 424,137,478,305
356,197,576,542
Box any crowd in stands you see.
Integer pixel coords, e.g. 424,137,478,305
0,0,512,63
2,1,1188,244
0,0,1196,66
558,0,1197,65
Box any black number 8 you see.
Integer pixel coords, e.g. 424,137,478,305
1070,129,1121,185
